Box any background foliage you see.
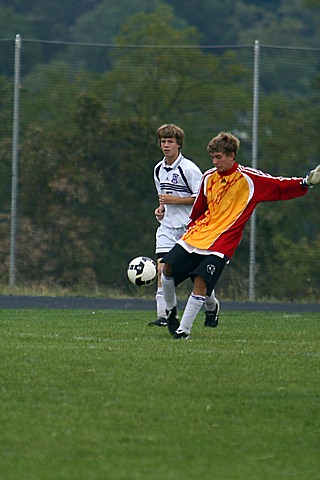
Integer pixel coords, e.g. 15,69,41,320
1,0,320,46
0,2,320,301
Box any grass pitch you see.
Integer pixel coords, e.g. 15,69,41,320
0,308,319,480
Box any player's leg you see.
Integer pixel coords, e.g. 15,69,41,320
204,289,220,328
175,275,207,339
149,226,182,326
148,255,168,326
175,255,226,339
161,243,193,335
151,227,169,326
155,257,167,319
161,244,199,336
161,260,180,335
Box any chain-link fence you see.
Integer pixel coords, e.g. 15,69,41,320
0,36,320,301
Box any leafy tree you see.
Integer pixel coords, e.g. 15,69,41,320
166,0,237,45
20,59,84,131
303,0,320,5
257,234,320,301
8,4,252,290
166,0,320,46
0,0,103,41
0,5,34,39
15,92,158,288
2,2,320,299
0,75,13,212
0,8,34,76
72,0,162,44
2,0,320,48
89,5,252,171
236,0,320,46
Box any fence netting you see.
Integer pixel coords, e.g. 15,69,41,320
0,38,319,301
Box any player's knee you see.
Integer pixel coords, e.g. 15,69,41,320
157,258,164,270
193,275,207,296
163,262,172,277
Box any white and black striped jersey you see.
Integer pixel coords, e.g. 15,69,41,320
154,153,202,229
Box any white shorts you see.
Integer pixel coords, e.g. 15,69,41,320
155,225,186,255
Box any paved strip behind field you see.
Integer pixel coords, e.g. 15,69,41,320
0,295,320,312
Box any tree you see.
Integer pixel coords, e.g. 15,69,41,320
2,0,320,47
2,3,320,299
20,59,84,131
0,5,34,39
2,5,254,291
235,0,320,46
0,0,103,41
15,91,158,288
0,74,14,226
72,0,162,44
90,5,252,170
8,6,252,291
303,0,320,5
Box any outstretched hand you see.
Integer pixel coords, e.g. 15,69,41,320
304,164,320,187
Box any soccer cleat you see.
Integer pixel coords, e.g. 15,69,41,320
304,164,320,187
166,306,180,336
174,331,189,340
148,317,168,327
204,300,220,328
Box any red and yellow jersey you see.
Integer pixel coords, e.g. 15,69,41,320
182,163,308,259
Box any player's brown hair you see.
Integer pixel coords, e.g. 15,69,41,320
207,132,240,158
157,124,185,149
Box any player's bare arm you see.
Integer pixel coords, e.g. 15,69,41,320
158,194,195,205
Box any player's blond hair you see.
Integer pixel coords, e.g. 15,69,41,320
157,124,185,149
207,132,240,158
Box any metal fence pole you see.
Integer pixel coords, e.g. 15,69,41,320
249,39,260,301
9,34,21,287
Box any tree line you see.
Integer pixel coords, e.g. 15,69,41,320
1,0,320,46
0,6,319,300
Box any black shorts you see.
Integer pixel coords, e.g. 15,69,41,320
162,244,226,296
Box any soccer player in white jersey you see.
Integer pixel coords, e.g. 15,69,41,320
161,131,320,339
148,124,220,327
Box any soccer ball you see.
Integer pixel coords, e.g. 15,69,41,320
127,256,157,287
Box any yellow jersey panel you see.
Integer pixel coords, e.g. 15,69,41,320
182,171,250,250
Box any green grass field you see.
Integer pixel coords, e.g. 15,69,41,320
0,308,319,480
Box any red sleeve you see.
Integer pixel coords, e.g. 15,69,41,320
252,174,308,203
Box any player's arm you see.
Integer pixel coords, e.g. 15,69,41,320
303,164,320,188
153,164,165,221
158,194,195,205
252,164,320,202
255,174,308,202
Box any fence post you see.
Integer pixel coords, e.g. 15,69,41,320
249,39,260,301
9,34,21,288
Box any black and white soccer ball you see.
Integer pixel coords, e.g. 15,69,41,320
127,256,157,287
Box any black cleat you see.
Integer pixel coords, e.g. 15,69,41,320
204,300,220,328
148,317,168,327
166,306,179,336
174,331,189,340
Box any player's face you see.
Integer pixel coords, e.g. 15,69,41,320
160,137,180,163
210,151,235,172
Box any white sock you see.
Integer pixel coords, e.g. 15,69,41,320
155,289,166,318
178,293,205,334
161,273,176,311
205,289,218,312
